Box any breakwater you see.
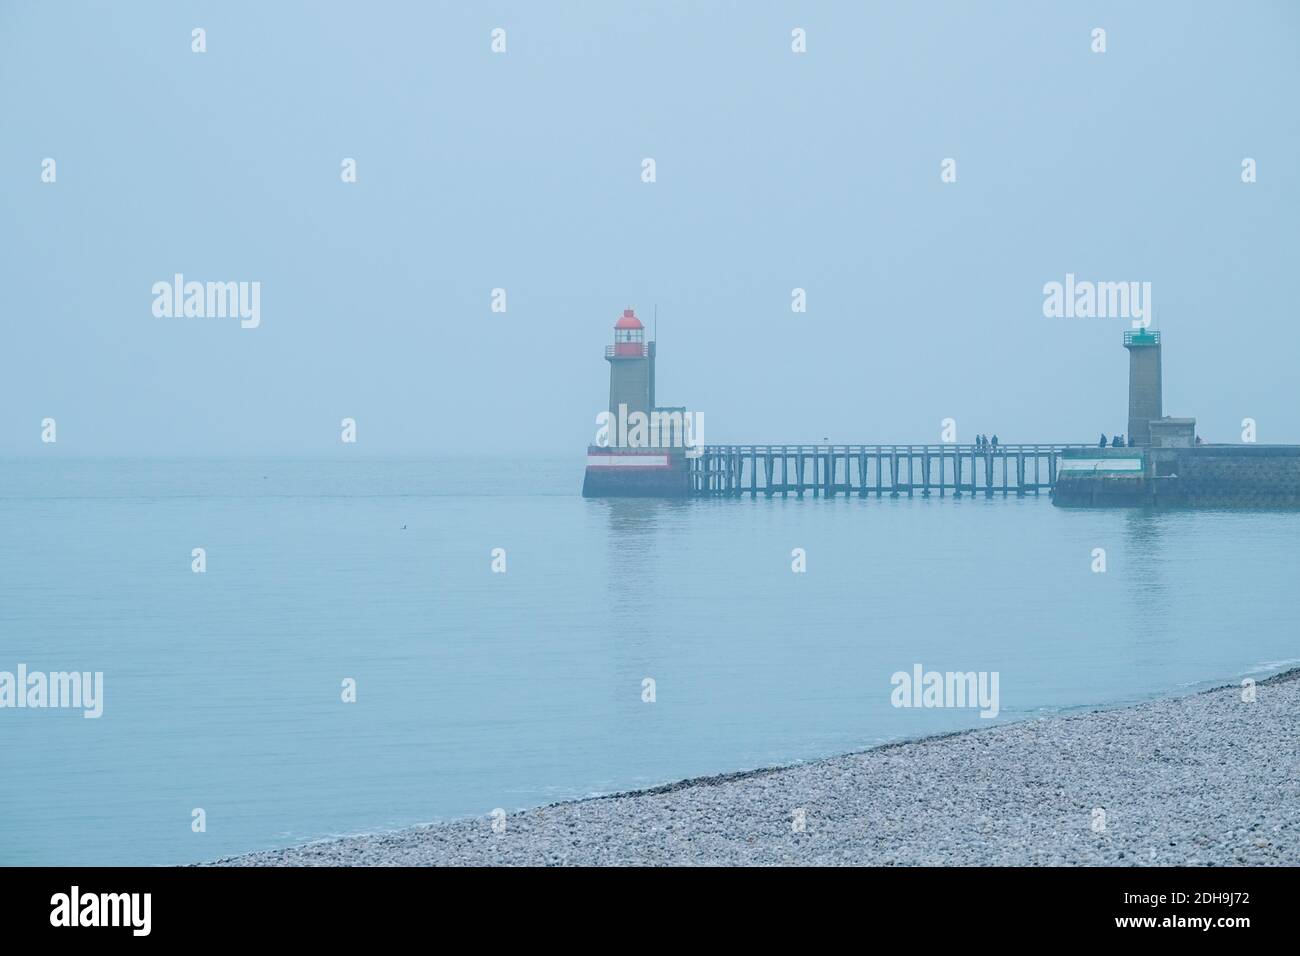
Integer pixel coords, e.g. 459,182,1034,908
581,442,1300,506
583,316,1299,506
1053,445,1300,508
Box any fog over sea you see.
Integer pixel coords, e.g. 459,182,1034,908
2,457,1297,865
3,0,1299,870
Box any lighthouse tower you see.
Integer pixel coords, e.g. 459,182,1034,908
1123,327,1162,445
606,308,655,442
583,307,689,497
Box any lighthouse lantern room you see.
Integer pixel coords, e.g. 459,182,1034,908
611,308,646,357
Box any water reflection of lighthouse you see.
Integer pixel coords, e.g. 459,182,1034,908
582,308,693,498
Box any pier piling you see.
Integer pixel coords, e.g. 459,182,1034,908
686,444,1085,499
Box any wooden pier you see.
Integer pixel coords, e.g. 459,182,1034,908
688,444,1089,498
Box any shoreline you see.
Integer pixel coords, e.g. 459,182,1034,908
209,669,1300,866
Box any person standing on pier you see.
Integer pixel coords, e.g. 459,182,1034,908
1099,433,1108,447
991,435,999,449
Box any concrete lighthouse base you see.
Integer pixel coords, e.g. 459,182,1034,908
581,446,692,498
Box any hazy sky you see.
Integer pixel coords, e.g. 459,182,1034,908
2,1,1297,456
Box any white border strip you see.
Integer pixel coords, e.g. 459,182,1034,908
586,454,670,469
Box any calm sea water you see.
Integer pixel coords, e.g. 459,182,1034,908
2,458,1297,866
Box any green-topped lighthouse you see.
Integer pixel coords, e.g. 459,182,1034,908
1123,327,1162,445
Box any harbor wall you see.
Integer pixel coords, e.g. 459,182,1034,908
1052,445,1300,508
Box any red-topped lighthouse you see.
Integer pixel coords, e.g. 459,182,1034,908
583,306,690,497
605,308,655,423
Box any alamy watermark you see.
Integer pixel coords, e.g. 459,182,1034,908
50,886,150,936
595,404,704,458
1042,273,1151,327
1,665,103,718
152,273,261,329
890,664,1000,718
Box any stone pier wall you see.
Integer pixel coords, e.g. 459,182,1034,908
1053,445,1300,508
1168,446,1300,507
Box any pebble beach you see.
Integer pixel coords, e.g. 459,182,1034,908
211,669,1300,866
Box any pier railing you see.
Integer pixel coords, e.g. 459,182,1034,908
688,444,1091,498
